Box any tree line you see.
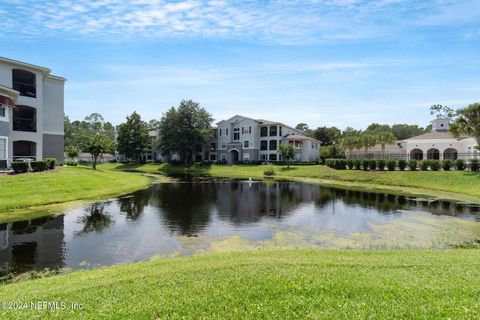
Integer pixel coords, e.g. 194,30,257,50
64,101,480,168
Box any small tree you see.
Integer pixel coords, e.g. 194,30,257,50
278,144,298,168
341,135,360,158
65,145,81,159
117,111,150,162
376,131,396,157
83,133,111,170
359,133,377,157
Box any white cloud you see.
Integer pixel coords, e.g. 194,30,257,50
1,0,479,43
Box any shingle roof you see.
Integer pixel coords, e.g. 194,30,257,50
404,131,469,141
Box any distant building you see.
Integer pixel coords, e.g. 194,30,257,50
212,115,321,164
0,57,66,168
347,118,479,160
73,153,116,163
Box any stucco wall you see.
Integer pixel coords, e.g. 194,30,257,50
43,134,64,162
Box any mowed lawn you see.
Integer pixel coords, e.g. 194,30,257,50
0,165,151,212
112,163,480,202
0,249,479,319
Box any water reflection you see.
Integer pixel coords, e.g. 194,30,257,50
0,181,479,275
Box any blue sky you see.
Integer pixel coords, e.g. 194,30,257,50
1,0,480,129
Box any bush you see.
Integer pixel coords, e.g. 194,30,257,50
470,159,479,172
361,159,370,171
442,159,453,171
420,160,429,171
64,159,78,166
30,160,47,172
455,159,465,171
44,158,57,170
11,162,29,174
263,164,276,176
398,160,407,171
408,160,417,171
354,159,362,170
386,160,396,171
430,160,441,171
335,159,347,170
377,159,386,171
346,159,354,170
369,159,377,171
325,159,335,169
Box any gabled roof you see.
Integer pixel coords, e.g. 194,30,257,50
404,131,470,141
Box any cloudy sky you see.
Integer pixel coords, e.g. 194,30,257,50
1,0,480,129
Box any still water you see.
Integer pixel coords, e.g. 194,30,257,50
1,180,479,275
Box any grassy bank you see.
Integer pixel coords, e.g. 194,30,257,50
112,163,480,203
0,249,478,319
0,166,151,220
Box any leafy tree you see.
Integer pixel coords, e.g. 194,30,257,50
117,111,150,161
365,123,391,134
430,104,456,119
359,133,377,157
65,145,81,159
278,144,298,168
376,131,396,156
313,126,341,145
295,123,314,137
341,135,361,157
83,133,112,170
159,100,213,164
450,103,480,146
391,124,429,140
64,113,115,150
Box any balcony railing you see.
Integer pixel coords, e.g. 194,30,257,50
13,118,36,132
12,82,36,98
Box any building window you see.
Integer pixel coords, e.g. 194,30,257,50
13,105,36,132
219,129,222,136
226,128,229,136
279,126,282,136
244,140,249,148
12,69,36,98
210,143,216,151
260,140,268,150
269,126,277,136
269,140,277,150
269,154,277,161
233,128,240,141
210,154,216,161
0,137,6,160
260,127,268,137
243,153,250,161
0,107,5,118
249,126,251,134
221,154,227,161
261,154,267,161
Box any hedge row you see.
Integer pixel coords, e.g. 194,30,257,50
325,158,478,172
11,158,57,174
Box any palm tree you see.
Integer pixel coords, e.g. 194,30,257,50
341,135,360,158
376,131,396,157
450,103,480,147
359,133,377,157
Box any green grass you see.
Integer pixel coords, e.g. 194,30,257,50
0,249,479,319
0,165,151,218
112,163,480,203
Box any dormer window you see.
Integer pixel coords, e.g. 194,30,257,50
12,69,36,98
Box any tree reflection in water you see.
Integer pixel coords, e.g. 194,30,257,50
76,203,113,235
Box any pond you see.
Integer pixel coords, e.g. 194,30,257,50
1,179,479,275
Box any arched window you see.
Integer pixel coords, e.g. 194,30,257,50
443,148,458,160
13,105,36,132
12,69,36,98
13,140,36,161
427,148,440,160
410,148,423,160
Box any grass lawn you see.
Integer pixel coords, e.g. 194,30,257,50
0,165,152,220
0,249,478,319
112,163,480,203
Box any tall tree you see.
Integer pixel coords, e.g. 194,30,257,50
340,135,360,157
313,126,341,145
295,123,314,137
450,103,480,146
159,100,213,164
83,133,112,170
278,144,298,168
117,111,150,161
359,133,377,157
376,131,396,156
391,124,429,140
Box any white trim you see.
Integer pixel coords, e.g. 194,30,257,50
0,136,8,160
42,131,64,135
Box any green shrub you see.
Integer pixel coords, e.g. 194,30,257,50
44,158,57,170
325,159,336,169
263,164,276,176
377,159,386,171
470,159,479,172
335,159,347,170
420,160,429,171
30,160,48,172
408,160,417,171
11,162,29,174
361,159,370,171
442,159,453,171
398,160,407,171
386,160,396,171
369,159,377,171
64,159,78,166
354,159,362,170
455,159,465,171
346,159,354,170
430,160,441,171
